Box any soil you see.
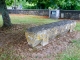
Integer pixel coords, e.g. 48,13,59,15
0,18,80,60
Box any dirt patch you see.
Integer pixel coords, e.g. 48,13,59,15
0,24,80,60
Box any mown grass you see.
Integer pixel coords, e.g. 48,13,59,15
0,14,57,27
10,15,57,25
75,22,80,31
0,15,3,27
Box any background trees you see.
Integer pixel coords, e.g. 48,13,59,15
5,0,80,10
56,0,80,10
6,0,13,6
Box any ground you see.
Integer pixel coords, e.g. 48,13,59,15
0,15,80,60
0,24,80,60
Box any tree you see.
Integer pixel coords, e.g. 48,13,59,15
27,0,54,9
36,0,51,9
0,0,12,27
0,0,26,27
25,0,80,10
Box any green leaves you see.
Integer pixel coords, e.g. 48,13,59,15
5,0,80,10
5,0,13,6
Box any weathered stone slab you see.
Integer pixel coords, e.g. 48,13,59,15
25,20,76,47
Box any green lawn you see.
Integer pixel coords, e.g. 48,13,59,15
0,14,57,27
0,15,3,27
75,22,80,31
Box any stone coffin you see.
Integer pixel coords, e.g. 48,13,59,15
25,20,76,47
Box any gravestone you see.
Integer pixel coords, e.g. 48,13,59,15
49,10,60,19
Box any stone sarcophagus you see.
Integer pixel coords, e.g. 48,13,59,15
25,20,76,47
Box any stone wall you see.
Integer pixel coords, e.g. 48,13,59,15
8,9,80,20
60,10,80,20
25,20,76,47
8,9,49,16
49,10,60,19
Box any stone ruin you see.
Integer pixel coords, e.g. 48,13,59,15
25,20,76,47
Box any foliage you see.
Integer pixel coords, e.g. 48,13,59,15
5,0,13,6
21,0,80,10
5,0,80,10
57,0,80,10
22,2,36,9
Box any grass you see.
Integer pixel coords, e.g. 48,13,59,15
75,22,80,31
56,39,80,60
10,15,57,25
0,15,3,27
0,47,22,60
0,14,57,27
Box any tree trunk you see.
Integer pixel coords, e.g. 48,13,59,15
0,0,12,27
